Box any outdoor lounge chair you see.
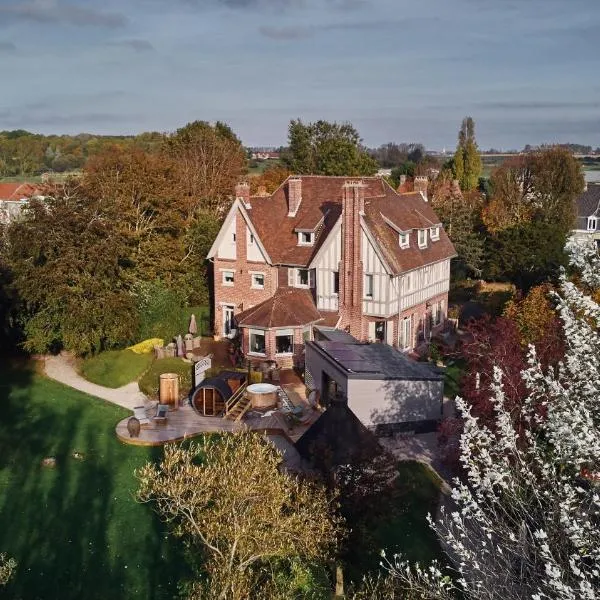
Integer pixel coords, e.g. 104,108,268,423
153,404,169,425
133,406,151,429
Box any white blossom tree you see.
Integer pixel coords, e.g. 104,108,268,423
381,239,600,600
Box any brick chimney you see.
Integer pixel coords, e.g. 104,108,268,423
235,182,251,208
339,180,365,339
287,177,302,216
399,174,407,188
414,176,428,201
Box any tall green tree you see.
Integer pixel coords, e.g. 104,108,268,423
282,119,378,176
163,120,247,214
484,221,568,291
453,116,482,191
431,175,484,277
6,182,137,355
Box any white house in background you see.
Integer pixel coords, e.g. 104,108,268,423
571,183,600,247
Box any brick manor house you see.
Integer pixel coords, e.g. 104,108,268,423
207,175,456,368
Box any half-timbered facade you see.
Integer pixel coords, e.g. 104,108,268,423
207,176,456,367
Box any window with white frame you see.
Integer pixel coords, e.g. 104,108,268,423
430,226,440,241
222,270,235,286
399,232,410,248
275,329,294,354
433,301,441,325
418,229,427,248
251,272,265,289
364,274,374,298
298,231,314,245
297,268,310,287
249,329,266,355
588,216,598,231
401,317,412,350
333,271,339,295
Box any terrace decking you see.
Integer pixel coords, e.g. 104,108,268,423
115,382,321,446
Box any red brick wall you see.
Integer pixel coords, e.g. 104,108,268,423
396,292,448,349
339,181,365,339
241,326,304,369
213,208,278,338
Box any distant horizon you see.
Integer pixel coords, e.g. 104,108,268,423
1,124,598,155
1,0,599,149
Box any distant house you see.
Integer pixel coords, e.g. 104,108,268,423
0,183,39,225
207,175,456,370
250,151,281,161
571,183,600,247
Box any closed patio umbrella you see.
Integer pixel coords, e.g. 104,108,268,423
189,313,198,335
176,334,184,357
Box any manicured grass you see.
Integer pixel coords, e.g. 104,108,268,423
138,358,193,399
0,362,189,600
80,349,154,388
345,460,444,581
444,358,466,399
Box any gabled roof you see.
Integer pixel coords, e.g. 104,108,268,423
239,175,455,274
575,184,600,219
0,182,39,201
235,287,322,329
363,191,456,274
206,198,271,263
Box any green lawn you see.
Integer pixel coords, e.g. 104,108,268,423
138,358,193,399
0,361,189,600
80,349,154,388
444,359,466,399
345,461,444,582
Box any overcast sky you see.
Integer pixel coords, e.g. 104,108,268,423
0,0,599,149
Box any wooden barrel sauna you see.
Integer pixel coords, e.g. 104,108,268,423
246,383,278,410
159,373,179,407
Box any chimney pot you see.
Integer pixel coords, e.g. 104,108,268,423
399,174,407,187
288,177,302,216
414,176,428,202
235,182,251,208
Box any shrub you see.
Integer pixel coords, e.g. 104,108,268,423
138,358,193,399
134,280,187,342
127,338,164,354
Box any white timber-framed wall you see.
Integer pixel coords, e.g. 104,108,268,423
311,219,341,312
397,259,450,312
361,229,394,317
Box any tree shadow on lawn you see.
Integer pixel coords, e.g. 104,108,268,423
0,362,189,600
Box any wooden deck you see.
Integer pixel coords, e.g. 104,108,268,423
115,382,321,447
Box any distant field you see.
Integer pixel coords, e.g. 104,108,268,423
247,159,281,176
0,171,80,183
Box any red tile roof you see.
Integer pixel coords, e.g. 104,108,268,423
244,176,455,274
235,288,323,329
0,182,39,201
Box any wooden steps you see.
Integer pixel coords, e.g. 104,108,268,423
224,384,250,421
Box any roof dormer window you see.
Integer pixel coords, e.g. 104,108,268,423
588,216,597,232
430,226,440,241
399,232,410,249
418,229,427,249
298,231,314,246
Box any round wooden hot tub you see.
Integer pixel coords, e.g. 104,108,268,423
246,383,278,410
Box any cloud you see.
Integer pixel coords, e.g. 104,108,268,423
260,18,397,40
0,0,127,28
110,39,154,52
475,100,600,111
0,42,17,52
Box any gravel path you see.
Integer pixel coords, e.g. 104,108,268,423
43,353,148,411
